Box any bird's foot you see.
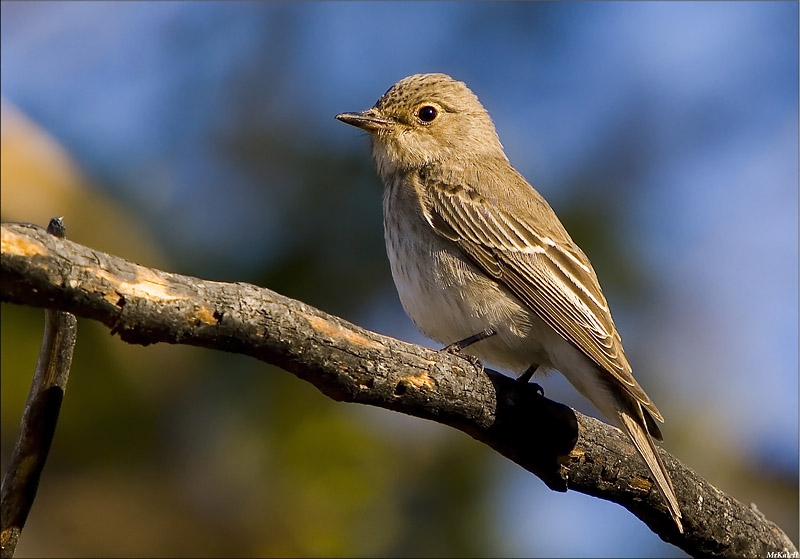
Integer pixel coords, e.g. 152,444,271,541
444,328,496,352
516,365,545,396
440,328,495,369
440,344,483,370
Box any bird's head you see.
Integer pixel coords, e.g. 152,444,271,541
336,73,506,180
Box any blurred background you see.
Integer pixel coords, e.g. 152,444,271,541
1,2,797,557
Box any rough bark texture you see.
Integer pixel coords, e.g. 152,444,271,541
1,222,796,558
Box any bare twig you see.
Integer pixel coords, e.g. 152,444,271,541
1,219,78,559
0,221,796,558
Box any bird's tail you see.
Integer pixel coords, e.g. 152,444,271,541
613,390,683,533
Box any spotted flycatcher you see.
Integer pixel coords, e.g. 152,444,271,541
336,73,682,532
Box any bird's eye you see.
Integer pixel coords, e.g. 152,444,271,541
417,105,438,123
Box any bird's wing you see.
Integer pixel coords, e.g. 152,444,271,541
423,170,663,421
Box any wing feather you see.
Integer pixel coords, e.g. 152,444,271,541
422,170,662,419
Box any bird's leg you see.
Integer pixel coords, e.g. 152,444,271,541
440,327,496,368
444,327,497,352
517,364,545,396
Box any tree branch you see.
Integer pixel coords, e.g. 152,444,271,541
1,222,796,558
1,219,77,559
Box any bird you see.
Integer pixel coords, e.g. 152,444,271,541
335,72,683,532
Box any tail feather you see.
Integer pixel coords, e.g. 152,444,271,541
553,352,683,532
617,401,683,533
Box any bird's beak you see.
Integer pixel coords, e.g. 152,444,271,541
335,109,393,131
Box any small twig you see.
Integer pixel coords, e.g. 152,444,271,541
1,218,78,559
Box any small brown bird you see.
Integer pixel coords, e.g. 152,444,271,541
336,73,682,532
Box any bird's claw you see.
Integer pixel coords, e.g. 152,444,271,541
516,366,545,396
440,343,484,370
